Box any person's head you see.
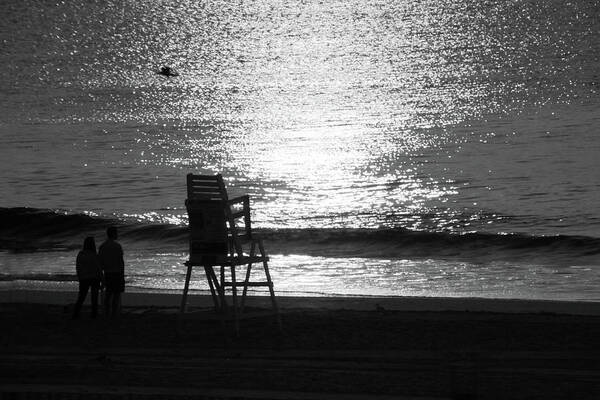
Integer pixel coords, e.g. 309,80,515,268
83,236,96,253
106,226,118,240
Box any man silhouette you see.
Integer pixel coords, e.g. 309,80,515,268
98,226,125,317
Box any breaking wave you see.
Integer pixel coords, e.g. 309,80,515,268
1,207,599,261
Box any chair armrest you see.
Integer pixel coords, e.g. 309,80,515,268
227,195,252,234
251,235,268,257
227,195,249,206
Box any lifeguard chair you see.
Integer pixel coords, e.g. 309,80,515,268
181,174,281,333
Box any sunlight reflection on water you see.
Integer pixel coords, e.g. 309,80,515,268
2,0,599,235
1,0,599,302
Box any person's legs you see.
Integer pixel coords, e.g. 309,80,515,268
72,280,91,319
103,273,123,318
104,291,113,316
111,293,121,317
90,280,100,318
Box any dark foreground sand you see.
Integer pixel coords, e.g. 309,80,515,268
1,292,599,400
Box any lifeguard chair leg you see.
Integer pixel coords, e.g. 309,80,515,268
219,266,228,311
231,265,240,335
258,241,281,330
204,265,221,312
240,260,254,313
264,260,282,331
241,241,257,308
180,263,193,313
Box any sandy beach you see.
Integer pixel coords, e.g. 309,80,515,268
1,290,599,400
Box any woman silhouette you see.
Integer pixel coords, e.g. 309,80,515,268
72,237,103,319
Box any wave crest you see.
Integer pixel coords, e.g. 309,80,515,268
1,207,598,260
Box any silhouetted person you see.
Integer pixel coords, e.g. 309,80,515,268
98,227,125,318
72,236,102,319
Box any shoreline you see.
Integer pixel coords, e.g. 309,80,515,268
2,288,600,315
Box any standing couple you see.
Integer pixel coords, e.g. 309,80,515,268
72,226,125,319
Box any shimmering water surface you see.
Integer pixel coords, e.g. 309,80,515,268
1,0,599,300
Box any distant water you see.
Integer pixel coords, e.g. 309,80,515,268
1,0,599,300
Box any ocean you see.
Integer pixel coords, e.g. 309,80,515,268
1,0,599,301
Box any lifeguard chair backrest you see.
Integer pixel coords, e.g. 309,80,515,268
186,174,229,264
186,174,228,201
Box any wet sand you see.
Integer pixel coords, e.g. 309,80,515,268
1,291,599,399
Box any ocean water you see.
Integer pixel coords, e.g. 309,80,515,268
1,0,599,300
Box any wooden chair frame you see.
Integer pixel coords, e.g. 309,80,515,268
181,174,281,333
